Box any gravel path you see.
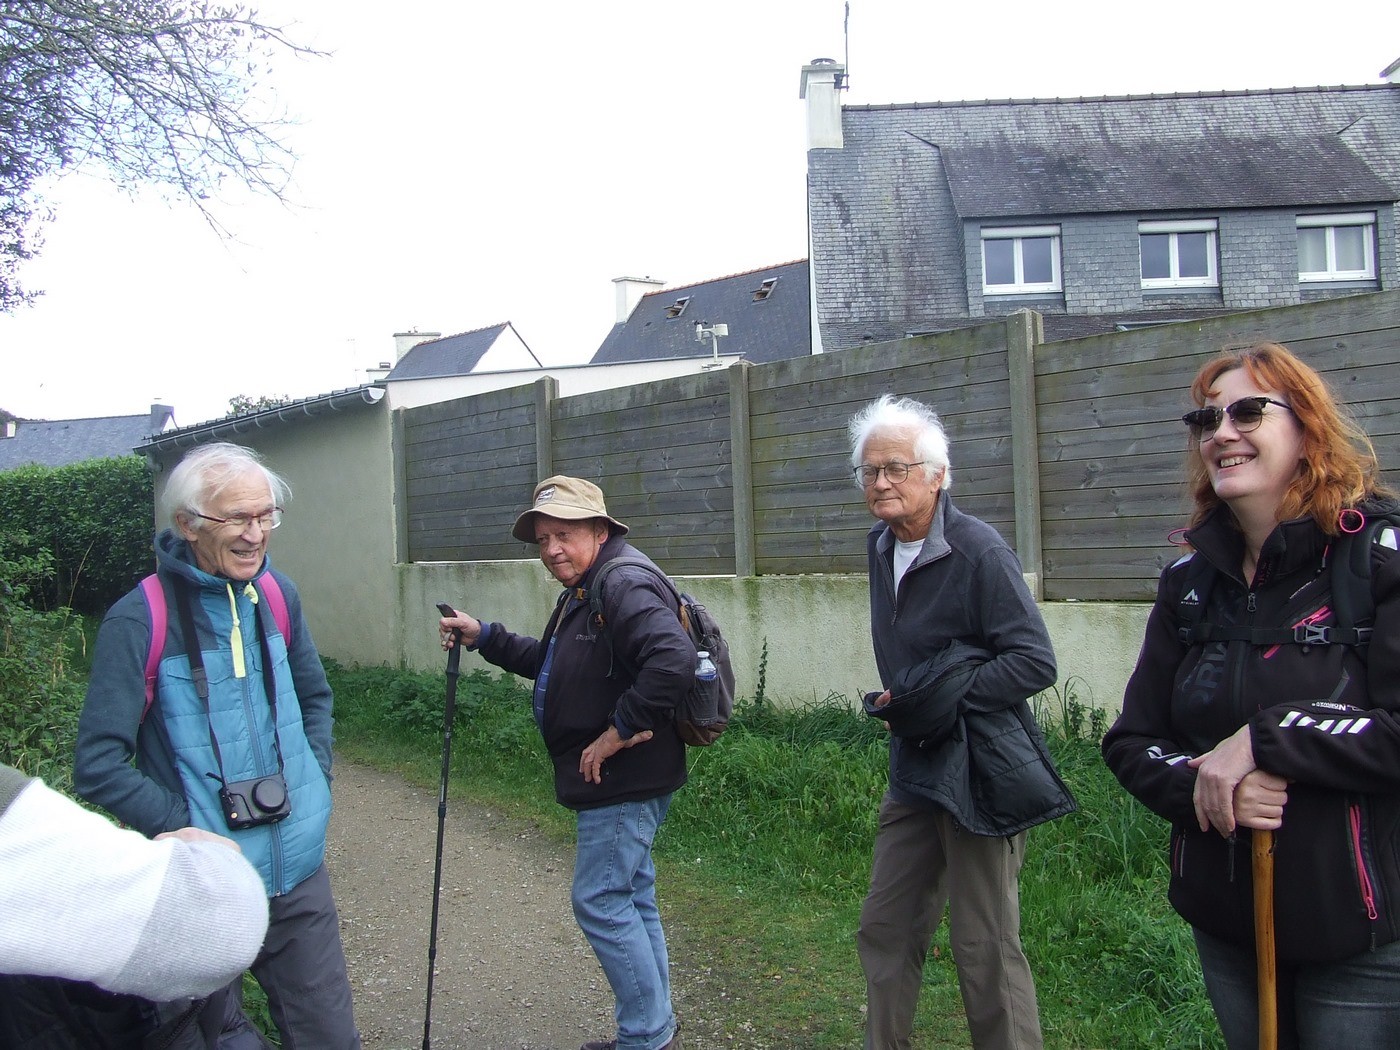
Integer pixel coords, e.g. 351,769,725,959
325,760,613,1050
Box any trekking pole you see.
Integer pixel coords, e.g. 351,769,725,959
1252,828,1278,1050
423,603,462,1050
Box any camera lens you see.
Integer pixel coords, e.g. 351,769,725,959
251,776,288,812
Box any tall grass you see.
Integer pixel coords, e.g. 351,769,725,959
328,663,1221,1049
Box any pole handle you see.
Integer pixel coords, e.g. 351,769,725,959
437,603,461,675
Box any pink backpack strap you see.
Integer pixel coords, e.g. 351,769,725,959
138,575,166,722
258,572,292,642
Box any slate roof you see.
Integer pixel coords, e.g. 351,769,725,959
939,133,1396,219
808,84,1400,348
0,406,174,470
385,323,541,381
591,261,811,365
843,85,1400,204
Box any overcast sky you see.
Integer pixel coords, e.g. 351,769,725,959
2,0,1395,426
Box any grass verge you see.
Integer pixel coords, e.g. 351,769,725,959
328,663,1221,1049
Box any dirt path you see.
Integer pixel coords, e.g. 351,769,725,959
325,759,614,1050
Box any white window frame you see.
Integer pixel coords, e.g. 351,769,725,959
981,225,1062,295
1139,219,1219,289
1297,213,1377,282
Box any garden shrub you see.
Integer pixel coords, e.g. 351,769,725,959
0,455,155,613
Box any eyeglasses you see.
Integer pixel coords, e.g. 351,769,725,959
1182,397,1293,441
194,508,283,532
853,461,925,486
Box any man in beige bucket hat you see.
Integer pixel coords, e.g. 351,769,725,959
439,475,689,1050
510,475,630,543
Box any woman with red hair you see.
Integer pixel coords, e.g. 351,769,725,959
1104,342,1400,1049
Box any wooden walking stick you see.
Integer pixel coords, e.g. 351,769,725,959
1253,828,1278,1050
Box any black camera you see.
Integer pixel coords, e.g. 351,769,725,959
219,772,291,830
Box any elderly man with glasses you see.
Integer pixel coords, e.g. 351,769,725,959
848,395,1074,1050
74,442,360,1049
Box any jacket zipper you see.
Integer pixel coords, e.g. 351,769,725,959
1349,801,1380,945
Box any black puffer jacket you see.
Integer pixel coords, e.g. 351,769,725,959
475,536,692,810
868,495,1074,836
1103,502,1400,962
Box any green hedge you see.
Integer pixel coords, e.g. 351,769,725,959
0,456,155,614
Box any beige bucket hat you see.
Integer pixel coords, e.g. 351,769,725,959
511,475,630,543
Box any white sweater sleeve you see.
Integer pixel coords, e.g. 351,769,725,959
0,765,269,1001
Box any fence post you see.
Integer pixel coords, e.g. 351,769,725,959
1005,309,1045,598
729,361,756,577
391,407,409,563
534,375,558,480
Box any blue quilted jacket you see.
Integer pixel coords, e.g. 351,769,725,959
74,530,334,896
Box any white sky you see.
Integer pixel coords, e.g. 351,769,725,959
1,0,1396,427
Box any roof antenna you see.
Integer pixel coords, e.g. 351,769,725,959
835,1,851,92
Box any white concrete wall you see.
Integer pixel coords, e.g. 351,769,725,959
389,559,1150,716
149,407,399,668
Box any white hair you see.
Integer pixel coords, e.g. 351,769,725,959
847,394,952,490
160,443,291,529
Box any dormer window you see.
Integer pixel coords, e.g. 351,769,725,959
981,226,1062,295
752,278,778,302
664,297,691,319
1298,213,1376,282
1139,219,1218,289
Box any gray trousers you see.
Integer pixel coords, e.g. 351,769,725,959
857,795,1043,1050
216,861,361,1050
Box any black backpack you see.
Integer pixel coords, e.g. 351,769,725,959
588,556,735,746
0,974,224,1050
1175,505,1400,654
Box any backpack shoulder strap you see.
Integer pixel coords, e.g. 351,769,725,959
256,571,292,642
1174,552,1215,645
1327,508,1400,648
589,556,678,621
587,556,680,679
138,574,166,722
138,572,293,722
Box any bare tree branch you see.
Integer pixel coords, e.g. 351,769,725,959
0,0,323,309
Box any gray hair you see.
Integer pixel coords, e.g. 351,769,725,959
160,442,291,529
847,394,952,490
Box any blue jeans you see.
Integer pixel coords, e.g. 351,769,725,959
573,795,677,1050
1194,927,1400,1050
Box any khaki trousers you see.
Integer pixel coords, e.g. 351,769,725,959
857,795,1043,1050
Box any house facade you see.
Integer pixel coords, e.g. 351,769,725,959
801,59,1400,347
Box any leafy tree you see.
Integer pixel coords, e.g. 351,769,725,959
228,392,293,415
0,0,318,311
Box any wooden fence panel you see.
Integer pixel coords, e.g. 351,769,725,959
550,370,735,575
1035,291,1400,600
402,385,539,562
396,290,1400,602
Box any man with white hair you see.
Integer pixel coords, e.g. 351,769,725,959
75,441,359,1049
848,395,1073,1050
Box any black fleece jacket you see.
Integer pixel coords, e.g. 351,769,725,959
1103,502,1400,961
868,494,1072,835
475,536,692,811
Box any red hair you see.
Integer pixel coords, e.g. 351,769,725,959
1185,342,1389,534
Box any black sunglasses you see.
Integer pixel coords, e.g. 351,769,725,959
1182,396,1293,440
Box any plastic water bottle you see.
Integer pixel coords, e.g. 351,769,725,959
695,650,718,684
